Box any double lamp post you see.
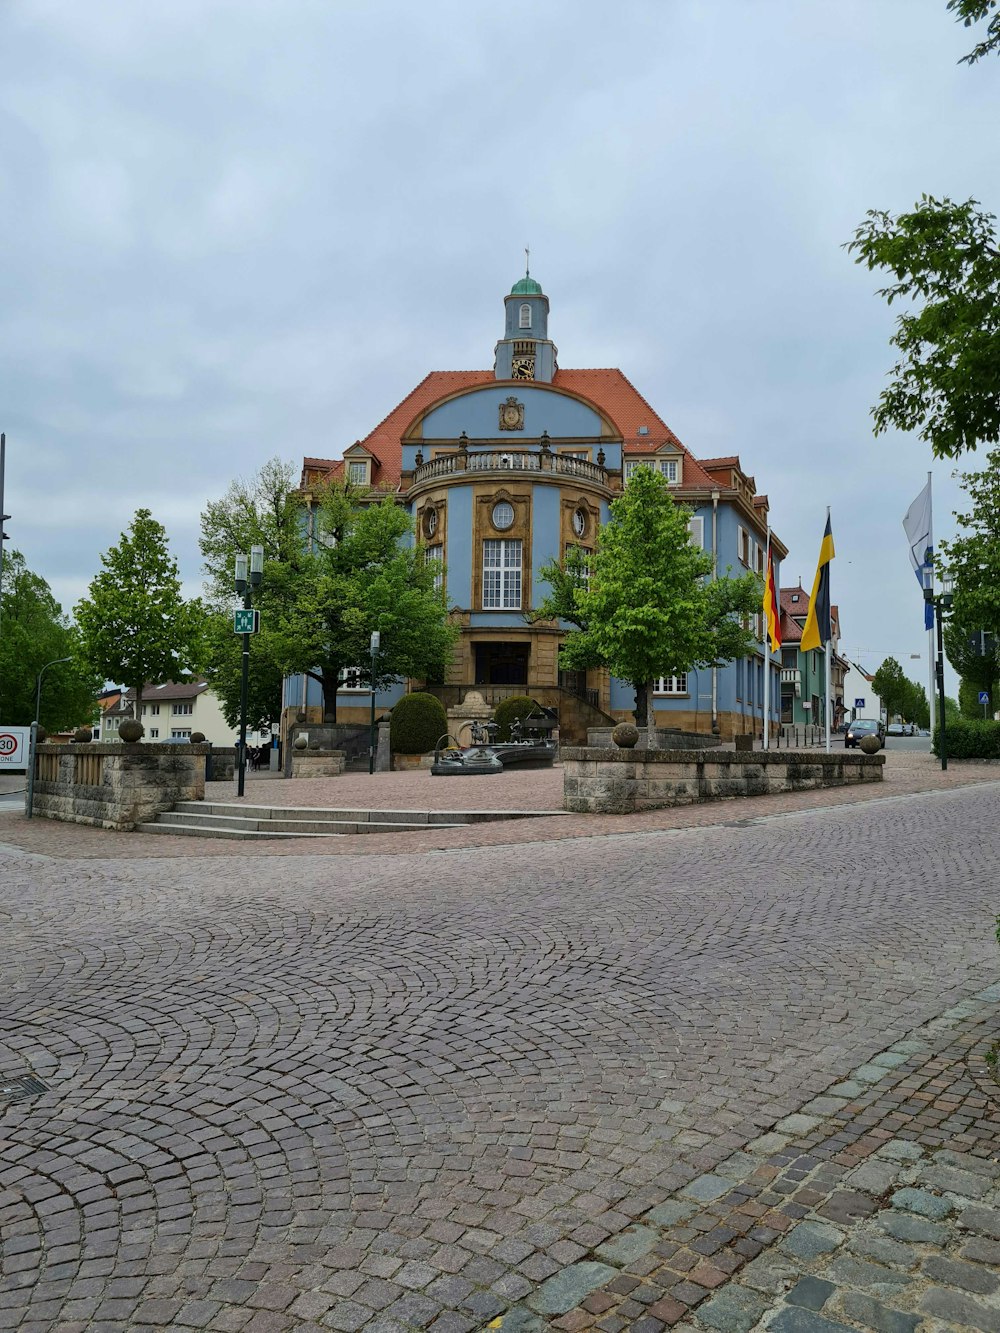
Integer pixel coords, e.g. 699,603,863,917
234,546,264,797
922,568,954,772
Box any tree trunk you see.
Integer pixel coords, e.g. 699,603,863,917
633,682,647,727
134,682,143,726
645,680,658,748
321,670,339,723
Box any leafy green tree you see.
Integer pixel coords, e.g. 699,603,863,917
940,449,1000,644
0,550,102,730
75,510,205,727
901,677,931,729
532,467,760,743
199,465,457,723
847,197,1000,459
199,612,285,734
948,0,1000,63
872,657,911,723
959,677,990,718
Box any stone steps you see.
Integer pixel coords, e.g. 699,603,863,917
138,801,559,840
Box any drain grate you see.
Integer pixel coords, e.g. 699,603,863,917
0,1073,48,1106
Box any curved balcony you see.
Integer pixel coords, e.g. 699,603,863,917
411,447,612,492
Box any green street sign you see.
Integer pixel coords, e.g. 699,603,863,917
234,609,259,635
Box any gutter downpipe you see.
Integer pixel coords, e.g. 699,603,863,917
711,489,720,735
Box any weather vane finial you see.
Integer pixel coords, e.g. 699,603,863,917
525,245,530,277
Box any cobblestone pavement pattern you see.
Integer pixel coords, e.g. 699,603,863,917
0,779,998,1331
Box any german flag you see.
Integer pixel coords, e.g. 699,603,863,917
800,515,835,652
764,547,781,653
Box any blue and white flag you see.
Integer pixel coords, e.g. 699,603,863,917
902,478,933,631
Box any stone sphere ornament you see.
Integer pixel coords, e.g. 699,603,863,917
612,722,640,749
190,732,206,744
293,734,308,750
118,719,144,743
859,734,882,754
72,728,93,743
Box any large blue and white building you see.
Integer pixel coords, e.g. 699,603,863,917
291,272,786,743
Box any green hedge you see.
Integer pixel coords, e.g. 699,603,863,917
492,695,537,742
932,717,1000,760
390,692,449,754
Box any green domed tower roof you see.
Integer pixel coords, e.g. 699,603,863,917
510,274,543,295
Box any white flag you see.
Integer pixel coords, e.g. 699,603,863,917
902,478,933,579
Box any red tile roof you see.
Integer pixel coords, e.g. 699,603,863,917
301,368,722,490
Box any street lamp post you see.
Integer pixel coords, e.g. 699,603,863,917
923,568,954,771
234,546,264,798
368,630,380,775
26,654,73,819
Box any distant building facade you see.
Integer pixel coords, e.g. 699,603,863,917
291,273,788,742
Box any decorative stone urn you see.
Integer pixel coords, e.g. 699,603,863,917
118,719,144,743
859,735,882,754
611,722,640,749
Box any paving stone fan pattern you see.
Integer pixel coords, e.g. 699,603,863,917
0,783,999,1331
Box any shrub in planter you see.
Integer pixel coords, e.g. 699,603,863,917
390,692,448,755
492,695,536,742
190,731,206,744
73,727,93,743
118,719,144,743
933,717,1000,760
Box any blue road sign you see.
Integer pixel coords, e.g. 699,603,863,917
979,691,990,705
854,697,865,709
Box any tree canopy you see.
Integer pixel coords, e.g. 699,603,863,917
0,550,101,730
199,463,457,722
872,656,930,727
532,467,760,740
940,447,1000,644
75,509,205,724
948,0,1000,63
848,196,1000,459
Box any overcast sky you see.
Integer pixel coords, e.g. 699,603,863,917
2,0,996,694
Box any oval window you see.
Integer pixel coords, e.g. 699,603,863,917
492,501,515,531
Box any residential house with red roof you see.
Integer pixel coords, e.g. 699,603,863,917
778,587,849,729
294,272,788,741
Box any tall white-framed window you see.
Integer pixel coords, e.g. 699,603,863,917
564,543,592,586
659,457,680,483
347,460,369,485
747,657,755,705
426,543,444,591
653,674,688,695
624,459,650,481
171,702,193,715
738,526,751,566
482,538,522,610
149,728,159,739
339,667,367,691
171,728,192,740
688,517,704,548
519,303,532,329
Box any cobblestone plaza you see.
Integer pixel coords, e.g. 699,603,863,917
1,757,999,1330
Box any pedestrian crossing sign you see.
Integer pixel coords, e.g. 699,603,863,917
234,609,259,634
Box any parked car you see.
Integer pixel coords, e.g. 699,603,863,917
845,718,886,749
886,723,915,736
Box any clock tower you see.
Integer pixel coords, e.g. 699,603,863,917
493,265,558,384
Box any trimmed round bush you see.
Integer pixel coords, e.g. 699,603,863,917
492,695,536,742
118,719,144,743
390,692,449,754
73,727,93,743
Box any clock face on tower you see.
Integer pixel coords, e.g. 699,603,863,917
511,357,535,381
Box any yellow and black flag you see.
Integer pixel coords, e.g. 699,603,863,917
800,514,835,652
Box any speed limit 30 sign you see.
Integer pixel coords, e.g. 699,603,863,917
0,728,29,767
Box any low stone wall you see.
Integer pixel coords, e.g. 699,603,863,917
392,753,435,771
587,727,722,749
289,750,346,778
32,743,208,831
562,746,884,813
206,747,236,782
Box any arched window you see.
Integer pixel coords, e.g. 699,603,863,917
518,303,532,329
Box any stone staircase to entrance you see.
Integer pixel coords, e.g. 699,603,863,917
139,801,560,840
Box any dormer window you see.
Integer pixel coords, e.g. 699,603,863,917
348,460,369,485
518,303,532,329
658,456,681,484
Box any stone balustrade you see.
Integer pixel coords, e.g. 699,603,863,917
562,746,884,813
31,743,208,831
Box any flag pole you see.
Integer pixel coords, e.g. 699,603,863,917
825,505,832,754
762,525,770,750
926,470,936,738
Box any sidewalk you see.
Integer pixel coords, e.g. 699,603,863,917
0,748,996,860
495,985,1000,1333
